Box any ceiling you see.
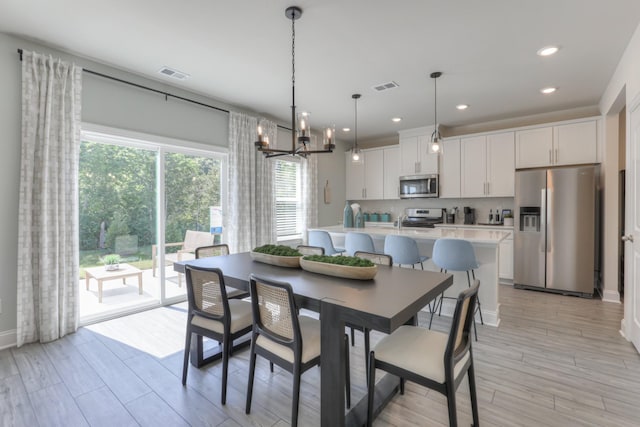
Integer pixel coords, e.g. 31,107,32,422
3,0,640,143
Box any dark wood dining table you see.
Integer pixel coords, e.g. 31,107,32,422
174,252,452,427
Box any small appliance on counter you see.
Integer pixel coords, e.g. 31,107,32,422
401,208,444,228
464,207,475,225
445,207,457,224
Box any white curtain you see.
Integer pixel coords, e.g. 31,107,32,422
17,51,82,346
300,138,318,243
227,112,276,252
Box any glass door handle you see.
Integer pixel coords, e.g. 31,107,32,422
622,235,634,242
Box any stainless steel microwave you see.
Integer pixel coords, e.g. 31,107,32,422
399,174,439,198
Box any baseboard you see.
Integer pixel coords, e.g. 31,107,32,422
421,300,500,327
602,290,621,303
0,329,17,350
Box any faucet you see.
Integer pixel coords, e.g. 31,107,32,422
397,214,405,231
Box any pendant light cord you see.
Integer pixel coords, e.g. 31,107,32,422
434,75,437,129
354,96,358,150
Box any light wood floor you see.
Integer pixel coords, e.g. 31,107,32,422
1,285,640,426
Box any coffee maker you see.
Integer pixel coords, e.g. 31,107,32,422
464,207,475,225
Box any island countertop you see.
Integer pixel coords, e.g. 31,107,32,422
314,225,510,245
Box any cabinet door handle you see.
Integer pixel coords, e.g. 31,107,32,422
549,149,552,164
487,182,490,195
555,149,558,164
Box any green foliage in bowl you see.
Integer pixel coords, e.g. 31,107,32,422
253,244,302,257
102,254,121,265
302,255,374,267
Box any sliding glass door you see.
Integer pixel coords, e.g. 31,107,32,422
79,129,226,322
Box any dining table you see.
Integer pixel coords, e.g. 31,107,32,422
174,251,453,427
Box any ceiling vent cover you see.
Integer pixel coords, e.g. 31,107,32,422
372,81,399,92
158,66,190,81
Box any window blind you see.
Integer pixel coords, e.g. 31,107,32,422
275,160,301,237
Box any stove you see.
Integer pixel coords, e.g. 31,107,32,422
401,208,444,228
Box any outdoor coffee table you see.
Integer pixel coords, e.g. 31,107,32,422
84,263,143,303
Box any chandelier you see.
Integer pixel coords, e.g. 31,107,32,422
255,6,335,158
429,71,443,153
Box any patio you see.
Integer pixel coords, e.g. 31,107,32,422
79,264,187,323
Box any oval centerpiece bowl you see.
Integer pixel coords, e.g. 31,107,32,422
300,258,377,280
250,251,301,268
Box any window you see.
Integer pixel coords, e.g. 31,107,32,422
275,159,301,239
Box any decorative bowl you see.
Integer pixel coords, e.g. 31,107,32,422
300,258,377,280
250,251,301,268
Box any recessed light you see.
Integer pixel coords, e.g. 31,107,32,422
342,127,351,132
456,104,469,110
540,87,557,94
391,117,402,122
537,46,559,57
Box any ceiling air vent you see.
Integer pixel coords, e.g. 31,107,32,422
158,66,190,81
372,81,399,92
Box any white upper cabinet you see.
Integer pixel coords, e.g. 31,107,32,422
383,145,400,199
487,132,515,197
461,132,514,197
345,148,385,200
553,121,597,166
399,128,439,176
515,127,552,168
439,138,461,198
515,120,597,168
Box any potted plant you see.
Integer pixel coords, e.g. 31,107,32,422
503,212,514,226
102,254,121,271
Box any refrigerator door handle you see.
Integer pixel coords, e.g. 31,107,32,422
540,188,547,253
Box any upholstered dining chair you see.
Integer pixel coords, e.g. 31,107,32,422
430,238,483,341
296,245,325,256
383,234,428,269
349,251,393,378
367,281,481,427
195,244,248,299
308,230,345,255
182,266,253,405
245,274,350,427
345,232,376,256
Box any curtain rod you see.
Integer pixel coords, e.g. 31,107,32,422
17,48,291,131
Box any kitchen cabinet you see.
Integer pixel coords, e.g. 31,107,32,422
499,231,514,280
439,138,461,198
399,130,439,176
461,132,514,197
383,145,400,199
345,148,384,200
515,120,597,168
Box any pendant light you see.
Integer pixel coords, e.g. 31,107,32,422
429,71,443,154
254,6,335,158
351,94,363,164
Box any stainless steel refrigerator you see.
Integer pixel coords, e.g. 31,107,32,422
514,165,598,297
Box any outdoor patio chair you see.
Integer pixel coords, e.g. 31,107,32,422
152,230,215,286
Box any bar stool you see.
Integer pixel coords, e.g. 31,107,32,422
345,232,376,256
308,230,345,255
430,238,483,341
383,234,428,269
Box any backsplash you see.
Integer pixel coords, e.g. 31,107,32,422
341,197,514,225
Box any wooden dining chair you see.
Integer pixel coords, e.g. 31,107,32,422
245,274,350,427
348,251,393,379
195,244,248,299
367,281,481,427
182,266,253,404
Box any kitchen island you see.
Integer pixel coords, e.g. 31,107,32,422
311,225,511,326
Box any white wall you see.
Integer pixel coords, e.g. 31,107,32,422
599,21,640,304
